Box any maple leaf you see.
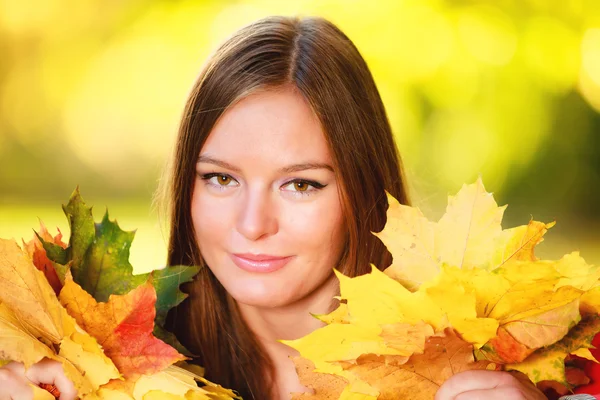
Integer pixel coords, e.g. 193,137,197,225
346,329,493,400
427,262,583,357
61,187,96,271
291,329,492,400
0,238,70,345
331,265,498,349
0,238,120,396
89,365,241,400
75,211,148,302
39,189,199,356
1,189,231,398
0,302,56,367
151,265,201,327
37,189,145,302
376,178,554,291
288,178,600,398
507,315,600,386
22,221,67,294
59,271,186,378
150,265,201,357
291,357,347,399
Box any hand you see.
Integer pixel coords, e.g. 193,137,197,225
435,370,546,400
0,359,76,400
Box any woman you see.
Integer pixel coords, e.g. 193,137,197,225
0,16,545,400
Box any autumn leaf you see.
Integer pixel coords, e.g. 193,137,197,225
22,221,67,294
0,238,120,396
283,322,413,377
150,265,201,356
426,262,584,358
0,238,69,345
151,265,200,327
39,189,199,356
291,357,348,400
288,178,600,398
76,211,148,302
312,303,350,325
38,189,146,303
344,329,492,400
89,365,241,400
507,315,600,386
1,189,234,399
59,271,186,378
61,187,96,273
330,265,498,349
376,178,554,291
0,302,56,367
291,329,492,400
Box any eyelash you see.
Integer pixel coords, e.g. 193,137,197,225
199,173,326,196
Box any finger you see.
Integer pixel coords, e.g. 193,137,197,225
454,386,532,400
24,360,76,400
0,367,33,400
435,370,520,400
2,362,26,377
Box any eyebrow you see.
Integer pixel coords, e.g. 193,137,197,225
197,155,334,173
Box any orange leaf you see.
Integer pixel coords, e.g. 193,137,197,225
290,357,347,400
292,329,492,399
59,272,186,378
475,327,535,364
342,329,491,399
23,221,66,295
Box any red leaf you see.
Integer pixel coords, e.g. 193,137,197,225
23,221,66,295
59,272,186,378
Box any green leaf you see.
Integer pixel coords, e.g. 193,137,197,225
43,187,202,358
77,211,148,302
62,187,95,271
35,231,68,265
35,231,69,284
507,315,600,385
153,324,196,357
151,265,200,326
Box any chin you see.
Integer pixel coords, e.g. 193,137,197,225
227,279,297,308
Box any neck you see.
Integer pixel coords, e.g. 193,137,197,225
237,271,340,399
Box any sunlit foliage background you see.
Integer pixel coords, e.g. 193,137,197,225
1,0,599,272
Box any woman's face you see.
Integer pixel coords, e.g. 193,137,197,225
191,87,345,308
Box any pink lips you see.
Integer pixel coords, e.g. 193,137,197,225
230,253,294,273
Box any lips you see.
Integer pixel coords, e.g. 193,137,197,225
230,253,294,273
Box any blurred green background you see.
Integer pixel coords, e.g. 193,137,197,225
1,0,599,273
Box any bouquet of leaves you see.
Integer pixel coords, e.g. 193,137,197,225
0,189,240,399
3,179,600,400
284,179,600,399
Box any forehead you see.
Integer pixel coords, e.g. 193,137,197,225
200,88,332,164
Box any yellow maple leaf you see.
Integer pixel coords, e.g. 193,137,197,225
0,238,70,345
377,178,554,291
87,364,240,400
292,329,491,400
424,263,583,352
291,357,348,399
0,238,121,397
292,179,600,398
508,315,600,385
0,302,56,367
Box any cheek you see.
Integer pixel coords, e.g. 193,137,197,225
283,195,346,259
190,188,230,253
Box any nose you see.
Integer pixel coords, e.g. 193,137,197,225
236,188,278,241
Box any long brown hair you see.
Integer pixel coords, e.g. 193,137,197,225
163,15,410,399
